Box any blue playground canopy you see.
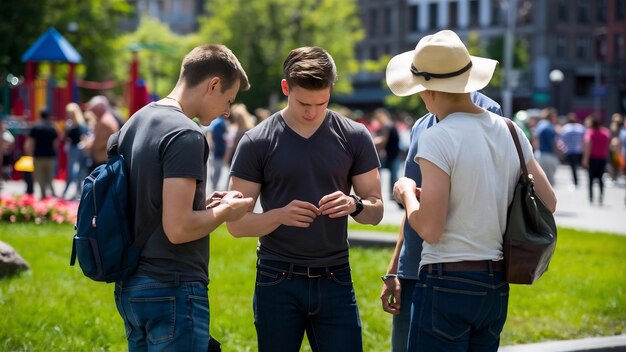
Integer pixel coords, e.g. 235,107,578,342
21,27,82,63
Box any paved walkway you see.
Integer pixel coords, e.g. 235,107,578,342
349,163,626,242
200,162,623,242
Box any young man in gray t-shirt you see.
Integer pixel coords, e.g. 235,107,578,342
228,46,384,351
114,44,254,351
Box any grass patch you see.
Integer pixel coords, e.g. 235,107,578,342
0,224,624,351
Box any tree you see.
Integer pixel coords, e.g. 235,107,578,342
195,0,364,110
0,0,132,81
486,34,530,89
113,16,191,100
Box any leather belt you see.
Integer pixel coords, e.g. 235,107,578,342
426,260,504,273
258,259,350,278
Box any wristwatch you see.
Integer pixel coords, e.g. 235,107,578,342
381,274,398,282
349,195,364,217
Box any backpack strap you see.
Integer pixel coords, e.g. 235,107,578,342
106,131,121,157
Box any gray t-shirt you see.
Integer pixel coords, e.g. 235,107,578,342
230,110,380,266
118,103,210,284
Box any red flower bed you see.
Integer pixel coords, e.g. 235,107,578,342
0,194,78,224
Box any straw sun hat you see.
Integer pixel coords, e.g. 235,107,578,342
386,30,498,96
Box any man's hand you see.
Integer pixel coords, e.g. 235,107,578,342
217,192,254,221
318,191,354,218
278,200,320,227
206,191,230,209
380,276,402,315
393,177,420,206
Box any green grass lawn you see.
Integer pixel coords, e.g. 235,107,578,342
0,223,624,351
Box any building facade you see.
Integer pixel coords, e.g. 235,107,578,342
124,0,205,34
347,0,626,120
121,0,626,119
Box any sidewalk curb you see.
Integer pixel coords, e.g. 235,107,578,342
498,334,626,352
348,231,396,247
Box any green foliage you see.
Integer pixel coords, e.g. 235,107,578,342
1,224,625,350
360,55,427,116
486,35,530,89
195,0,364,110
385,93,427,117
0,0,132,81
113,16,192,99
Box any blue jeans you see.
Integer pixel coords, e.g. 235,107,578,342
114,275,211,351
391,278,418,352
253,260,363,352
62,145,87,198
408,265,509,352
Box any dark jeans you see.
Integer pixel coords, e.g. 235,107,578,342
565,153,582,186
588,158,607,203
114,275,211,351
408,264,509,352
253,260,363,352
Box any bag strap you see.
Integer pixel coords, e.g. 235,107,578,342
504,118,530,183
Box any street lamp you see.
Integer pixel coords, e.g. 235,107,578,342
549,69,564,112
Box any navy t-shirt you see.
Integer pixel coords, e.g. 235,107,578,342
29,121,58,157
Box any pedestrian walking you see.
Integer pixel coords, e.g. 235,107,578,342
25,109,58,198
583,117,611,205
560,113,586,189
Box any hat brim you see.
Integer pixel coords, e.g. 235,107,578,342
386,50,498,96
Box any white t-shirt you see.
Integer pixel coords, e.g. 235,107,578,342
416,110,533,266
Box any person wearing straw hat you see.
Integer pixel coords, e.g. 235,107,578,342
388,30,556,351
380,92,502,352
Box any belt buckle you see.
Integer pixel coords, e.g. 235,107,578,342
307,267,322,278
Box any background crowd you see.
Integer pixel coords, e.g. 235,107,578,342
1,98,626,206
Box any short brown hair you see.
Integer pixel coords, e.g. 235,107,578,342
283,46,336,90
179,44,250,92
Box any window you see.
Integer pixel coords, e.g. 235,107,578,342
449,1,458,28
577,0,590,23
408,5,418,32
369,46,378,60
617,0,626,20
491,0,503,26
575,37,591,60
596,0,607,23
384,7,393,36
556,37,568,59
557,0,568,22
615,34,625,61
369,9,378,37
429,2,438,30
356,45,364,61
575,75,594,97
594,34,607,61
469,0,480,27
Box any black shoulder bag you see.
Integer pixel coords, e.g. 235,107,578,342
503,119,557,285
